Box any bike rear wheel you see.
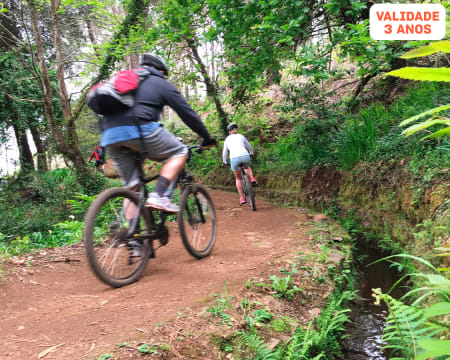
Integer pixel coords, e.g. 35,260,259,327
243,174,256,211
83,187,152,287
178,184,217,258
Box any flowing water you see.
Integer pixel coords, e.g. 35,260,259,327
343,240,405,359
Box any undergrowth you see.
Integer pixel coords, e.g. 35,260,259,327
188,82,449,180
0,168,112,256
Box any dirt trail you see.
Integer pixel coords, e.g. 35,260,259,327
0,190,309,360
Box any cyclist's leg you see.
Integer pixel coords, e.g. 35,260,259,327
244,167,256,184
160,155,187,182
106,145,142,220
240,156,256,185
233,169,245,199
136,127,188,212
230,157,246,203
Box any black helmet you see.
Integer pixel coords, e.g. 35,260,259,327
141,53,169,76
227,123,238,132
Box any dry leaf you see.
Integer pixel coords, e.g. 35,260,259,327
38,343,64,358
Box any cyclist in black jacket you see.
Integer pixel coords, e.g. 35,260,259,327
100,54,216,212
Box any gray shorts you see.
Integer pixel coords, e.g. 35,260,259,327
106,126,188,187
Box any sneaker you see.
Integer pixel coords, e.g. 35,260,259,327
145,192,180,213
250,177,258,186
128,240,143,257
240,197,247,205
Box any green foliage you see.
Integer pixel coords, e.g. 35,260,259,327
270,316,292,334
372,250,450,360
335,20,404,78
0,169,81,237
266,264,302,300
202,283,235,326
250,82,449,173
0,220,83,256
0,168,109,255
399,41,450,59
281,291,354,360
238,332,277,360
387,41,450,141
373,288,449,360
66,193,97,215
387,67,450,82
96,354,114,360
208,0,315,101
138,343,158,354
245,308,273,332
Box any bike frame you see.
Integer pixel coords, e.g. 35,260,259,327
127,145,201,238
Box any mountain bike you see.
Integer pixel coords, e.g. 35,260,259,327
240,164,256,211
83,145,217,288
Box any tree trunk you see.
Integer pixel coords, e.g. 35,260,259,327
86,19,100,58
28,120,48,172
348,73,377,110
265,67,281,86
210,42,216,82
51,0,71,120
12,123,35,172
187,38,228,137
27,0,91,183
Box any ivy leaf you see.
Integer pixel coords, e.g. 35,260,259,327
400,45,436,59
386,67,450,82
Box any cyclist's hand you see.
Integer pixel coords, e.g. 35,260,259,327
201,137,217,148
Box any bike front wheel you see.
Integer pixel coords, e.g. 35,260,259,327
83,187,152,287
177,185,217,258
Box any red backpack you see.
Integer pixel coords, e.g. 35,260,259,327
87,67,151,116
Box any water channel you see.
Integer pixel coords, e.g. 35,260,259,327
343,239,406,360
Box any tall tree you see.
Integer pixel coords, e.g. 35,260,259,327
154,0,229,136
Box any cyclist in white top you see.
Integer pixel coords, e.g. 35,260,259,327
222,123,257,205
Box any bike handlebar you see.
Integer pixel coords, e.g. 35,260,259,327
188,144,217,154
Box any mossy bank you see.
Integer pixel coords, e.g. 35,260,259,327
202,159,449,260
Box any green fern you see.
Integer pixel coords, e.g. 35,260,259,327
399,41,450,59
281,291,353,360
239,331,279,360
283,323,324,360
386,67,450,82
399,104,450,127
399,46,438,59
373,287,449,360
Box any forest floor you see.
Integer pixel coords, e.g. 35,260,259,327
0,190,345,360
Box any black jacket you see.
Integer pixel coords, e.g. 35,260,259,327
100,66,211,140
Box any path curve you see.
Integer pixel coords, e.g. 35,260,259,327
0,190,306,359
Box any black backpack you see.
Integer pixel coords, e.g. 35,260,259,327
97,147,104,160
87,67,151,116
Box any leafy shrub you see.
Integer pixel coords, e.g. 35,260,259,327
0,220,83,256
0,168,107,245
